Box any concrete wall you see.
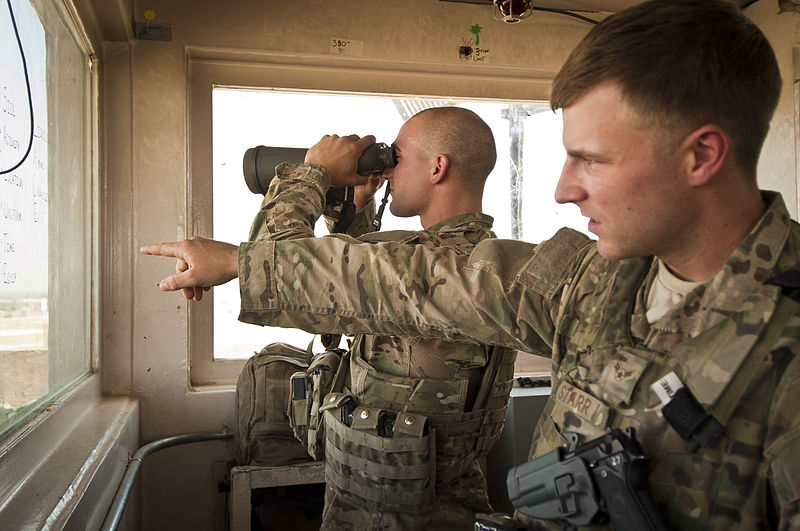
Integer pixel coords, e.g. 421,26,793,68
748,0,800,216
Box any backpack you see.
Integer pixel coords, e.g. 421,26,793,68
234,342,313,466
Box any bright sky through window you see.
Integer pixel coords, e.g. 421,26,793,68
211,88,587,359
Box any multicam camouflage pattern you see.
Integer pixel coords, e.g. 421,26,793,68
244,162,518,529
240,189,800,530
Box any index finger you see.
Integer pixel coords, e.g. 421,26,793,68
140,241,184,258
356,135,376,152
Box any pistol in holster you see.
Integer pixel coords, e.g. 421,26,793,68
506,428,666,531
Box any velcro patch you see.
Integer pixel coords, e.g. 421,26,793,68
597,346,650,406
553,380,611,428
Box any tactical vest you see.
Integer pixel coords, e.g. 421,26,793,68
321,339,517,514
320,214,518,513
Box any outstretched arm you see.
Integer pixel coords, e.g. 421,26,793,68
141,228,589,351
140,237,239,301
142,134,377,300
237,229,591,352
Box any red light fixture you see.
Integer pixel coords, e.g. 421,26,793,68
493,0,533,23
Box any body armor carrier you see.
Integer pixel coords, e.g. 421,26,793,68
321,342,517,514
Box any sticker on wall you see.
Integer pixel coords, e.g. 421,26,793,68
471,24,483,44
134,8,172,41
330,38,364,56
458,24,491,63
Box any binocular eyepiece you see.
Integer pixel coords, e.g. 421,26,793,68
242,142,397,195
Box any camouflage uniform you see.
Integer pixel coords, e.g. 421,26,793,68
240,190,800,530
247,163,518,530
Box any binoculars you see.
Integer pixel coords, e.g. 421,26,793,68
242,142,397,195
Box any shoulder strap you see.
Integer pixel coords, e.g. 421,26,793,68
471,345,504,412
329,346,351,395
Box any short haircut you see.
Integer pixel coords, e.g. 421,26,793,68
412,107,497,188
550,0,781,175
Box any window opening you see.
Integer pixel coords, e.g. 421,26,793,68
212,88,588,360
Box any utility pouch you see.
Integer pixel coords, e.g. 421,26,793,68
320,392,436,514
287,371,311,445
287,348,345,459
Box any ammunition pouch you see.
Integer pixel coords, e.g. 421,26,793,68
287,348,345,459
320,392,437,514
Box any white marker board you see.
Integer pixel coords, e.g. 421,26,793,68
1,0,47,297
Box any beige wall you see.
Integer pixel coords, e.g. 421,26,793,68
748,0,800,216
86,1,800,529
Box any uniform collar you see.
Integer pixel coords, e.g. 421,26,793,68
424,212,495,234
649,192,794,408
702,191,791,310
648,191,792,338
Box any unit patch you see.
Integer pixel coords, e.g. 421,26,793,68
597,346,650,406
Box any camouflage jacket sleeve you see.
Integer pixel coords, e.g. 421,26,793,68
246,160,377,241
247,162,330,242
238,227,593,353
323,197,377,238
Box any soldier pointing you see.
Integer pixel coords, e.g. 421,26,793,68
143,0,798,528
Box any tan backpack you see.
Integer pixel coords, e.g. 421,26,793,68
234,342,313,466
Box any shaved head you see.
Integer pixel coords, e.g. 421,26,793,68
409,107,497,189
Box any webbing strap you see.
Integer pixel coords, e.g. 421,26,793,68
325,432,431,480
329,349,350,396
471,345,504,411
305,337,315,365
425,385,511,434
323,465,433,508
428,414,483,436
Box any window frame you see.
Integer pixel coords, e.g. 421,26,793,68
0,0,97,440
0,0,123,526
794,45,800,214
187,47,553,386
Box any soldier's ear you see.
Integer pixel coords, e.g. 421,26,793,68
430,153,450,185
682,125,729,187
